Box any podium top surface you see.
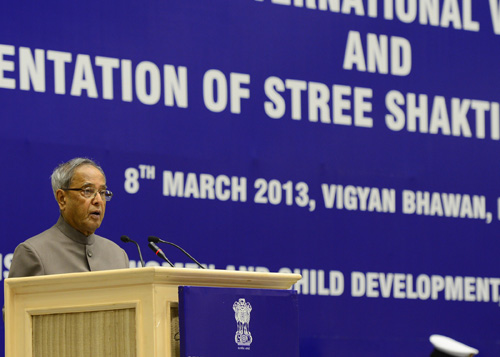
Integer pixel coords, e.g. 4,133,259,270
4,267,301,295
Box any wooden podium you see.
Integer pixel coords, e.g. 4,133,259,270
4,267,301,357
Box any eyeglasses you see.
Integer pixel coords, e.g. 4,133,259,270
63,187,113,201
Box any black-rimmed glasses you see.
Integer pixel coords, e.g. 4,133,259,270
63,187,113,201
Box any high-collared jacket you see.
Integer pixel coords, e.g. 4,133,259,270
8,216,129,277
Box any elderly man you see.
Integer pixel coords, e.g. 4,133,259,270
9,158,129,277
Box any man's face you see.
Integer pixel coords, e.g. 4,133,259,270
57,165,107,236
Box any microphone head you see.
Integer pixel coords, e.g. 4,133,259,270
120,235,131,243
148,236,160,243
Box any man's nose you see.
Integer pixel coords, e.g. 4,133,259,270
92,191,104,204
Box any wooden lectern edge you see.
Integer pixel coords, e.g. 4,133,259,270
4,266,302,295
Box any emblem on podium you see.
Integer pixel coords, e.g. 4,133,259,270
233,298,253,347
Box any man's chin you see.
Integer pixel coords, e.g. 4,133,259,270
81,222,101,236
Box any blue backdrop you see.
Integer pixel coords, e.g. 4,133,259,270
1,1,499,355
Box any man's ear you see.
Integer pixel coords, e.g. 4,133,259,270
56,189,67,211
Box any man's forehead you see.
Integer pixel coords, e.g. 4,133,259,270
71,165,106,185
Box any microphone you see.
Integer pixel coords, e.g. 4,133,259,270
148,241,174,267
148,236,205,269
120,235,145,267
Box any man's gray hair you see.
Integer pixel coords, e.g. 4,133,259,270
51,158,106,199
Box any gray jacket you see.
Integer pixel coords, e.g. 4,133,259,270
9,216,129,277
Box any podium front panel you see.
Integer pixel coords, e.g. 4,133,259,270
32,308,136,357
179,286,299,357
